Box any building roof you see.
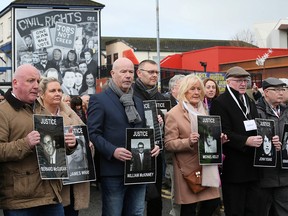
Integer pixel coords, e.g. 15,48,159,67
1,0,104,15
101,36,256,52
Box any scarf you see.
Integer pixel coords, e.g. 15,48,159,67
183,101,220,187
108,79,142,124
135,78,159,99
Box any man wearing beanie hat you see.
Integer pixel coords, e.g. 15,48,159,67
210,66,263,215
256,77,287,215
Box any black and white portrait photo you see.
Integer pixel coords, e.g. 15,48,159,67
131,141,152,172
204,134,217,154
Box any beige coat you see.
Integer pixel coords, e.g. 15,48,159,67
0,93,61,210
38,98,90,210
164,102,220,204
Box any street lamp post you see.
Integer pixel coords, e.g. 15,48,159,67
156,0,161,89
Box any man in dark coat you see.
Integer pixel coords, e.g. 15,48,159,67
256,77,286,215
210,66,263,216
134,59,165,216
162,74,185,216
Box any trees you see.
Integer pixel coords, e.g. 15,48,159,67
230,29,257,47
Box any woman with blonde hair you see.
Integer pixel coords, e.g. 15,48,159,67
165,74,221,216
38,77,92,216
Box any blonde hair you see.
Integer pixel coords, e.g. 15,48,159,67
177,74,205,103
39,77,60,96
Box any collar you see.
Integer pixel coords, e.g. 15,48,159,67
5,88,34,111
86,59,92,64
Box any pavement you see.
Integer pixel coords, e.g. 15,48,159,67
0,184,225,215
80,184,174,216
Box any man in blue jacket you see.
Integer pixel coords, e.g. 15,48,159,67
88,57,160,216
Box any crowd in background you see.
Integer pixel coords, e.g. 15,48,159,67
0,58,287,216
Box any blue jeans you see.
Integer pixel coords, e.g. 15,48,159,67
3,204,64,216
101,176,146,216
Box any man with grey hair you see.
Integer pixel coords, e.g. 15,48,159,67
165,74,186,107
280,78,288,105
163,74,185,216
256,77,285,215
210,66,263,216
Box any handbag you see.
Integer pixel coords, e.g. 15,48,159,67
182,167,207,193
175,154,207,194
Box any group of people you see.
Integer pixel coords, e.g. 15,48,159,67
0,57,287,216
18,34,98,98
0,64,96,216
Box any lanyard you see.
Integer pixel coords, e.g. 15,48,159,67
271,106,280,118
227,85,249,119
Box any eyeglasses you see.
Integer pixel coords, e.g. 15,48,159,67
140,69,159,75
230,79,249,84
266,88,286,92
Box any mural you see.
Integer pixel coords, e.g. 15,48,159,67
14,8,100,96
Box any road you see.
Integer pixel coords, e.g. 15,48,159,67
80,185,173,216
0,185,224,215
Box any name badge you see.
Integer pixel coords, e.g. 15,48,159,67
244,120,257,131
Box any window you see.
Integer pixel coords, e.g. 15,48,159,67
7,17,11,38
113,53,118,62
107,55,111,65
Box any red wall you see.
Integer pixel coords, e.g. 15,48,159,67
161,46,288,72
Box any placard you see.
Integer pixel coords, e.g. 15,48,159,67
143,100,163,149
124,128,156,185
63,125,96,185
197,115,222,165
281,124,288,168
33,114,68,179
254,118,276,167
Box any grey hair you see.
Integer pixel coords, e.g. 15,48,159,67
168,74,185,92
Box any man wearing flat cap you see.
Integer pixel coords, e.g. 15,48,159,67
256,77,287,215
210,66,263,215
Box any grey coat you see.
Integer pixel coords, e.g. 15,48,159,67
256,97,288,188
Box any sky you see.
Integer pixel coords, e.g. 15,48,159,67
1,0,288,40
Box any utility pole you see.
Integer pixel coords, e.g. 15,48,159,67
156,0,161,89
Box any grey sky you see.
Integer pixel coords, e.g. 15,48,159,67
2,0,288,40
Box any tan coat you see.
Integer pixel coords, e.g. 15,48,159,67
0,94,62,210
164,102,220,204
38,98,90,210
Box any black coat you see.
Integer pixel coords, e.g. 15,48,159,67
210,87,259,183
